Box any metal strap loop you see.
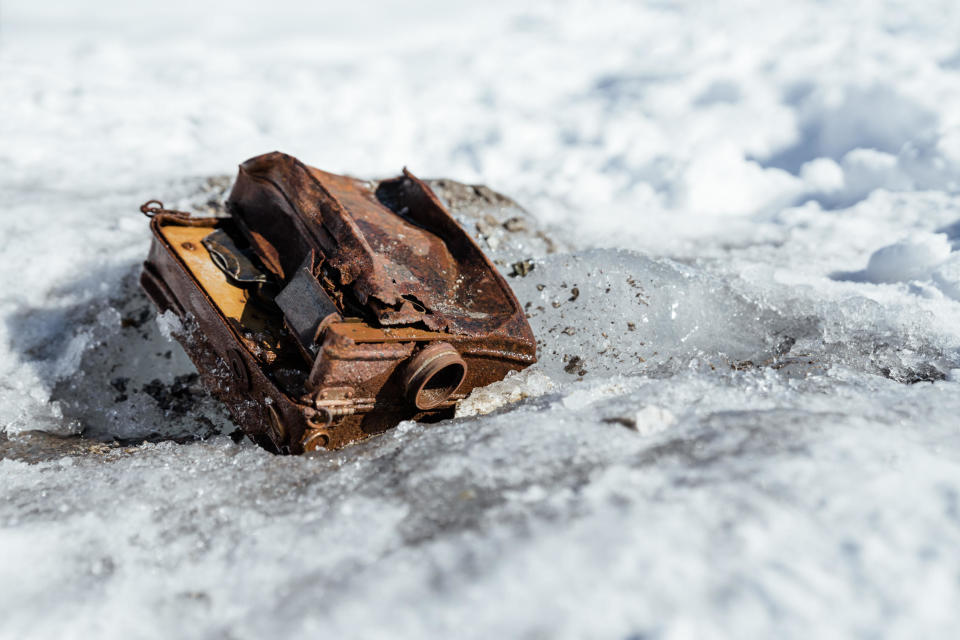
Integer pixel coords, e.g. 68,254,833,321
140,200,190,218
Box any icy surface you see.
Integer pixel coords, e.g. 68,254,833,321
4,1,960,638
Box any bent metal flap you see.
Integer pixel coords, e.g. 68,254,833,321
139,152,537,454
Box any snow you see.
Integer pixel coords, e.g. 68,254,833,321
863,233,952,284
3,1,960,638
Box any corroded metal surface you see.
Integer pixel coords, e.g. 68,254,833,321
140,152,536,454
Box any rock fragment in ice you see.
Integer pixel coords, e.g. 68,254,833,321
428,178,564,263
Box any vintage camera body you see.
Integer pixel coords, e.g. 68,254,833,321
140,152,536,453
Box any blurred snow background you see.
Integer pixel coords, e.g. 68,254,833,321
3,0,960,638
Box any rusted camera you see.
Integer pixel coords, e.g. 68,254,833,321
140,152,536,453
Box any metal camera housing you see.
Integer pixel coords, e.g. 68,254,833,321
140,152,536,453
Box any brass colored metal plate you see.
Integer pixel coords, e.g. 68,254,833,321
160,224,276,336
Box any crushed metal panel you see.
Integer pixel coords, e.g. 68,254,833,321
229,152,527,337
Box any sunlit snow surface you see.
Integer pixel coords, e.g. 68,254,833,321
3,1,960,638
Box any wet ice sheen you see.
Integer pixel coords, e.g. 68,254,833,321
4,1,960,638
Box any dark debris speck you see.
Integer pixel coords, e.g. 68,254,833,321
509,260,535,278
